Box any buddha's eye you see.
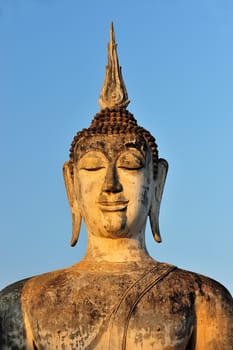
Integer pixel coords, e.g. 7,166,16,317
78,155,106,171
117,152,145,170
81,166,105,171
118,162,144,170
80,162,105,171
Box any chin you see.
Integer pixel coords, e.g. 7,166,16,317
100,213,130,238
98,211,146,239
89,210,145,239
103,223,129,238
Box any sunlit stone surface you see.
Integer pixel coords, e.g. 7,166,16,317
0,24,232,350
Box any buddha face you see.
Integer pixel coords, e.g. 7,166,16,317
73,134,155,239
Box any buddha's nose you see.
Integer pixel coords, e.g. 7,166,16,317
102,165,123,193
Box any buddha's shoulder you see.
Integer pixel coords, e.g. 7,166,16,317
168,267,232,307
0,269,73,347
0,267,69,303
0,277,31,312
0,278,31,347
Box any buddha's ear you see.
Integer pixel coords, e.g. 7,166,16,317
149,158,168,243
63,161,82,247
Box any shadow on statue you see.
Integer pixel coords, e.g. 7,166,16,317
0,24,232,350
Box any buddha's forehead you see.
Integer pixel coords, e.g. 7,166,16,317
75,134,149,161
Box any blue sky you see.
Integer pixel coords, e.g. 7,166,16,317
0,0,232,294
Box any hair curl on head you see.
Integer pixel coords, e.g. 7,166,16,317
69,108,159,178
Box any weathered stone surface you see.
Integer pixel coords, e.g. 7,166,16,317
0,24,232,349
99,22,130,110
0,279,28,349
1,263,232,349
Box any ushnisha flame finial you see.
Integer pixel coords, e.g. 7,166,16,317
99,22,130,110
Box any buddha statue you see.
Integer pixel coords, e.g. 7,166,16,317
0,24,232,350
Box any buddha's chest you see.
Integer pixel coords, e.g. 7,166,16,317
24,272,194,349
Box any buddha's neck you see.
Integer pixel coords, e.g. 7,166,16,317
83,231,152,264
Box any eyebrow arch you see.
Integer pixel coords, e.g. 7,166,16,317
118,148,145,158
117,150,145,167
78,151,108,161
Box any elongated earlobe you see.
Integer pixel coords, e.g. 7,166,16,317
70,211,82,247
149,158,168,243
63,162,82,247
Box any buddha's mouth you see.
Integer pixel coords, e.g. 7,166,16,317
97,201,128,212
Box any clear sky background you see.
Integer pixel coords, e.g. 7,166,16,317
0,1,232,294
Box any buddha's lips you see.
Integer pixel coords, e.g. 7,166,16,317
97,200,128,212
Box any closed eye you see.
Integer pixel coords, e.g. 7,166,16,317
81,166,105,171
117,150,145,170
118,165,144,170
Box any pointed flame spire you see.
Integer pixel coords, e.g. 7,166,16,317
99,22,130,110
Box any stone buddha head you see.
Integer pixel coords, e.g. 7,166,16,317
63,24,168,247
